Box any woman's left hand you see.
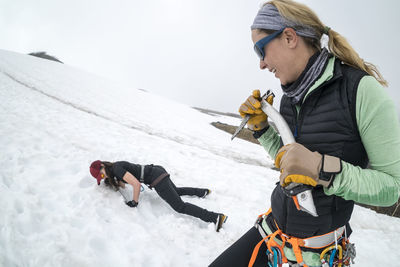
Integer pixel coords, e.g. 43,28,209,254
126,200,138,208
275,143,341,187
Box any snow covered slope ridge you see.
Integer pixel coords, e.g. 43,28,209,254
1,49,400,267
0,50,268,167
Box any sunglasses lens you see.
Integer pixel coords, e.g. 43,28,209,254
254,45,264,60
253,28,285,61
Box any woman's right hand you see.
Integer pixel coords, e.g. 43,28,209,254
239,90,273,131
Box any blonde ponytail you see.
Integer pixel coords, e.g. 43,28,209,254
326,29,387,86
266,0,388,86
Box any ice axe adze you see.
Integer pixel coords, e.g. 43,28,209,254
232,92,318,217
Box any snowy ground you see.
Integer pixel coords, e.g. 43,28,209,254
0,49,399,267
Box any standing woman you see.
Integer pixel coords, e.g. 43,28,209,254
90,160,227,232
210,0,400,266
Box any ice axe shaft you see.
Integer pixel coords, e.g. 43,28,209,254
260,97,318,217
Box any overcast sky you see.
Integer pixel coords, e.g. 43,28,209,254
1,0,399,113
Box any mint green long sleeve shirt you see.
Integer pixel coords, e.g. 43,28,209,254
258,57,400,207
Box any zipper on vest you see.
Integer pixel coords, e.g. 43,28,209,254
288,64,341,141
294,76,338,139
291,105,299,139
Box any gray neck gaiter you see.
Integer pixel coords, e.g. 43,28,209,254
283,48,330,104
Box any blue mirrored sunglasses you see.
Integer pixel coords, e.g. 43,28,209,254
254,28,285,60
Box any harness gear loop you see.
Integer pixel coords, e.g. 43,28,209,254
334,230,338,250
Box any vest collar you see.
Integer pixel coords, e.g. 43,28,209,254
301,57,343,104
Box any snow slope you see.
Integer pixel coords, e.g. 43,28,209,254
0,49,399,267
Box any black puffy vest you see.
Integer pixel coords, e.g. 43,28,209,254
270,59,369,238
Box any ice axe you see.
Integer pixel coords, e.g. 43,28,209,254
118,185,145,203
232,92,318,217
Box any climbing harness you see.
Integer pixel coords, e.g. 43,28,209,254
138,165,169,190
148,172,169,189
249,209,356,267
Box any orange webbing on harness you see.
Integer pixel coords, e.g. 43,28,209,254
287,237,306,267
249,209,288,267
267,229,287,263
248,209,274,267
248,209,309,267
248,234,273,267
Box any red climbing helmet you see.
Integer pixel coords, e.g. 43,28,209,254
90,160,103,185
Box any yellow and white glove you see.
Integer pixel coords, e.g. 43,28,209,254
238,90,273,131
275,143,342,188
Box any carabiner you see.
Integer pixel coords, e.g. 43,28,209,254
272,246,282,266
329,249,337,267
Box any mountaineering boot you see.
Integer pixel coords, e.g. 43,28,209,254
202,189,212,198
215,214,228,232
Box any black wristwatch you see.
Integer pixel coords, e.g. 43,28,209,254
252,125,270,139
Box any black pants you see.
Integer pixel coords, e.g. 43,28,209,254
154,176,219,223
209,227,268,267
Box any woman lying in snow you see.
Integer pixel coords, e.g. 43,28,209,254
89,160,227,232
